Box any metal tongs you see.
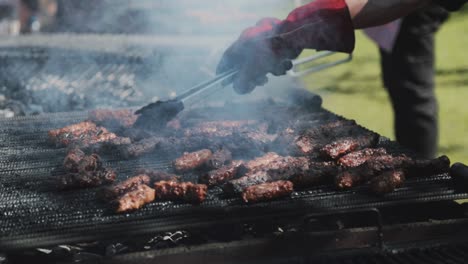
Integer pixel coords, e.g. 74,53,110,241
134,51,351,130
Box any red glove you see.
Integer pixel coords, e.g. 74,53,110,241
217,0,355,94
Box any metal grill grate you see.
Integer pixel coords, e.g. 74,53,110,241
0,46,163,114
0,104,467,251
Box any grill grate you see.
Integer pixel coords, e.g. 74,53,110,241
0,105,467,251
0,46,163,114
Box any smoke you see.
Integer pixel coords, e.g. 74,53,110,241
0,0,310,117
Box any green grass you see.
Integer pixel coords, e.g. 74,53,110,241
301,11,468,164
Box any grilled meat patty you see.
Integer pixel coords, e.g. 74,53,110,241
114,184,155,213
63,148,86,172
199,160,245,187
336,155,450,189
102,174,151,201
48,121,130,149
153,181,207,204
224,152,341,193
119,136,162,159
369,170,406,195
59,151,116,189
320,134,380,160
205,148,233,170
242,181,294,203
338,148,388,168
58,168,116,189
173,149,213,173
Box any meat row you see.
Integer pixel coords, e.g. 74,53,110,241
49,109,454,213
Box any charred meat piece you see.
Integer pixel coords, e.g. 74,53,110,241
173,149,213,173
102,174,151,201
290,161,342,188
88,109,137,130
242,181,294,203
224,154,319,194
369,170,406,195
199,160,244,187
338,148,387,168
336,155,450,189
321,134,380,160
119,137,161,159
320,139,359,160
48,121,128,148
405,155,451,178
205,148,232,170
58,168,116,189
153,181,208,204
223,171,272,194
114,184,155,213
63,148,85,172
135,169,180,182
183,120,266,137
243,152,282,172
274,120,371,156
77,153,103,172
335,154,408,189
59,151,116,189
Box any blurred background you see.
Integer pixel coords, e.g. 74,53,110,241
0,0,466,163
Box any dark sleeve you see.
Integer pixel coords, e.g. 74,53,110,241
432,0,467,11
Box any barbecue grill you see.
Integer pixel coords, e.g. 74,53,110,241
1,38,468,264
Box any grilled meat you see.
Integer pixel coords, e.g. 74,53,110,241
58,168,116,189
77,153,102,172
224,154,321,194
153,181,208,204
59,151,116,189
114,184,155,213
336,155,450,189
199,160,244,187
119,136,161,159
102,174,151,201
302,120,358,139
338,148,388,168
290,161,342,188
63,148,85,172
281,120,357,155
134,169,180,182
369,170,406,195
320,134,380,160
273,120,376,156
244,152,282,172
88,109,137,130
242,181,294,203
321,139,359,160
224,171,272,194
405,155,451,177
183,120,266,137
173,149,213,173
48,121,129,148
205,148,232,170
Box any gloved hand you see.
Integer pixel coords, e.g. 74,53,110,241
217,0,355,94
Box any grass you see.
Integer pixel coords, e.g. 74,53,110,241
300,10,468,164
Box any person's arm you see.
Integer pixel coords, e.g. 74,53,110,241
346,0,430,29
217,0,465,94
